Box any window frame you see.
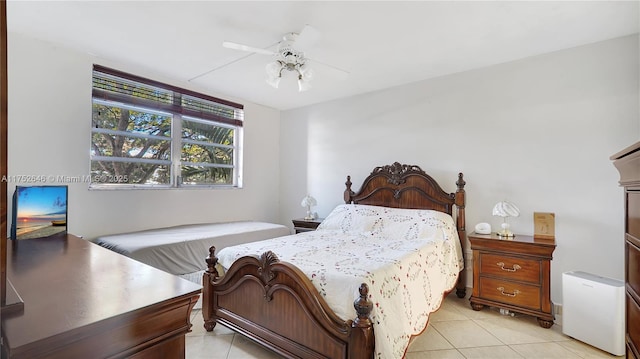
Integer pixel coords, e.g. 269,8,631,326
90,65,244,190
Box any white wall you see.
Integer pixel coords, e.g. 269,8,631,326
280,35,640,305
7,32,283,240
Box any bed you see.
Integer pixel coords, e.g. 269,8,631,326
94,221,291,283
202,162,467,359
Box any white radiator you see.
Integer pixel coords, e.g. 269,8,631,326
562,271,625,356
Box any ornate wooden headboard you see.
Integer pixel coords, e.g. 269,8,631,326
344,162,465,215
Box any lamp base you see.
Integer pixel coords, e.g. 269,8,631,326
304,210,316,220
498,221,515,238
497,230,515,238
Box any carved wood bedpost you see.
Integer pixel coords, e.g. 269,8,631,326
350,283,374,359
344,175,354,203
203,246,219,331
455,173,467,298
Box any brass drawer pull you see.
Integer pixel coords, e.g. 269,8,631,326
497,287,520,297
496,262,521,272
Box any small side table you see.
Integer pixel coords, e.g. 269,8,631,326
468,232,556,328
292,218,323,234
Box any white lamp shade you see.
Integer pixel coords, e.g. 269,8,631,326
299,64,314,80
298,77,312,92
492,201,520,218
298,65,314,92
265,75,281,89
300,195,317,207
265,61,281,77
265,62,282,88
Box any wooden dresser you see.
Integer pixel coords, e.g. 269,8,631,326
611,141,640,359
1,234,201,359
469,232,556,328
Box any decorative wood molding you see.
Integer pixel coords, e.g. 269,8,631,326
205,246,219,278
611,143,640,187
343,175,354,203
257,251,278,301
371,161,424,185
352,283,372,327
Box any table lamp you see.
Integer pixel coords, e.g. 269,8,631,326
492,201,520,237
300,195,317,220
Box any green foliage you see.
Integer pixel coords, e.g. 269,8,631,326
180,120,235,184
91,104,237,185
91,104,172,184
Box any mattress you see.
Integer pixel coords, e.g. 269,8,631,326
94,221,291,276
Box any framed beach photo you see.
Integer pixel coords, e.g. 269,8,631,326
11,185,68,240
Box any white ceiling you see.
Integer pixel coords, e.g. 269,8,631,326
7,1,640,111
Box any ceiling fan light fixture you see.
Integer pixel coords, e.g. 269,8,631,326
217,26,348,92
266,75,281,89
265,61,282,77
298,75,311,92
265,58,313,92
265,61,283,88
299,64,314,81
297,65,313,92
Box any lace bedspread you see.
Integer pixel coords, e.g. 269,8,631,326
217,204,463,359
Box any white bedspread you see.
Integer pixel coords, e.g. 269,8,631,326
95,221,291,275
217,204,463,359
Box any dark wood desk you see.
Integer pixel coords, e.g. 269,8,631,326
1,234,201,359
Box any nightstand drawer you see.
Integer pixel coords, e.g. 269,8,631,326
480,253,540,284
479,277,541,310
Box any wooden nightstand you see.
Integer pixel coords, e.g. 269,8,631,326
468,232,556,328
292,218,323,234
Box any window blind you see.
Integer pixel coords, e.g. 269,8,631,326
92,64,243,127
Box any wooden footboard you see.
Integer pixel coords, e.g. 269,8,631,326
202,246,374,359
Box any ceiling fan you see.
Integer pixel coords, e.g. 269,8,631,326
192,25,348,92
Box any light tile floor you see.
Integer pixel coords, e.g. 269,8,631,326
186,291,622,359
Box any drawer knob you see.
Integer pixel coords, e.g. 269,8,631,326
497,287,520,297
496,262,521,272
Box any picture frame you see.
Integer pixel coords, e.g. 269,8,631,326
11,185,68,240
534,212,555,239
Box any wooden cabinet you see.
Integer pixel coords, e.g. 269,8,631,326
469,232,556,328
611,141,640,359
292,218,323,233
1,234,201,358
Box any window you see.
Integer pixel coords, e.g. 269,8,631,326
90,65,243,189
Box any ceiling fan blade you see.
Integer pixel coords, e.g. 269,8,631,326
222,41,275,56
295,24,321,51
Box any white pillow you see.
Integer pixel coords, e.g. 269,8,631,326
318,204,456,241
317,204,378,233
